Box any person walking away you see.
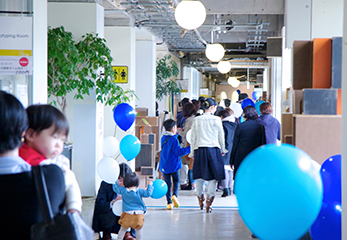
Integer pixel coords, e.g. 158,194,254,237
217,109,237,197
230,106,266,194
256,102,281,144
160,119,191,209
189,98,227,213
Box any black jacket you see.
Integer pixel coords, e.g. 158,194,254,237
222,120,237,165
230,119,266,178
0,165,65,239
92,181,136,237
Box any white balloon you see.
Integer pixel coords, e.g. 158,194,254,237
112,200,123,216
97,157,120,184
230,102,243,118
186,129,192,144
103,136,119,157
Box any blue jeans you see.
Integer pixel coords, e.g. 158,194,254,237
163,171,179,204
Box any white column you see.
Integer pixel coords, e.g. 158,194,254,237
104,26,136,170
48,2,105,197
270,58,282,122
32,0,47,104
135,29,156,116
341,1,347,239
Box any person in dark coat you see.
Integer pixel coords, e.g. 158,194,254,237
92,163,135,240
230,106,266,187
217,109,237,197
256,102,281,144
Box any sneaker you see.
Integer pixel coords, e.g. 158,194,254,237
166,204,173,210
171,195,180,208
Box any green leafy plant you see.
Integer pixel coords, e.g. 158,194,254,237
47,26,135,114
156,54,180,100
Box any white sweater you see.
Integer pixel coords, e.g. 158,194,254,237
189,113,226,157
40,155,82,212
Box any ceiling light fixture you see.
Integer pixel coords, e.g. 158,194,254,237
228,77,240,88
175,0,206,30
217,61,231,74
205,43,225,62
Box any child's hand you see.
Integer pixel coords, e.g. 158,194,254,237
147,178,154,185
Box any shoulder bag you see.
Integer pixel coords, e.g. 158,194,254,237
31,165,94,240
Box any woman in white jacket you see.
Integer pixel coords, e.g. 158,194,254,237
189,98,227,213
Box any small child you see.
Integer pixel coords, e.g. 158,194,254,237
19,104,82,213
160,119,190,210
113,172,153,240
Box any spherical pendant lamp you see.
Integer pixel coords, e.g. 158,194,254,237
205,43,225,62
228,77,240,88
217,61,232,74
175,0,206,30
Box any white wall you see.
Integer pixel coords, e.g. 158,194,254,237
48,2,104,196
311,0,343,38
32,0,47,104
135,29,156,116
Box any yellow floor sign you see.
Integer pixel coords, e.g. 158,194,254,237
112,66,128,83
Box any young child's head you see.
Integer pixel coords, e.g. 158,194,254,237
25,104,69,159
0,91,28,155
118,163,132,186
163,119,177,134
123,172,140,188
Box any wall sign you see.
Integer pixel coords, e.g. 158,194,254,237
112,66,128,83
0,16,33,75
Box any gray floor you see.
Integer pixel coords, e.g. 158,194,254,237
82,186,254,240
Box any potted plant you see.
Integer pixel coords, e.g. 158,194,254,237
47,26,135,114
156,54,180,101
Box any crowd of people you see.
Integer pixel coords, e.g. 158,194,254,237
168,94,281,214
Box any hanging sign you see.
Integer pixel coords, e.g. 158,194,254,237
112,66,128,83
0,16,33,75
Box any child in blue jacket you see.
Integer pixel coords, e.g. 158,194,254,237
113,172,153,240
160,119,190,210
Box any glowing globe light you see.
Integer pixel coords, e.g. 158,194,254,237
217,61,232,74
175,0,206,30
228,77,240,88
205,43,225,62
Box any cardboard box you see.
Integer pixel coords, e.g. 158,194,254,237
303,89,337,115
136,108,148,116
294,114,341,164
312,38,331,89
135,117,159,127
281,113,293,145
293,41,312,90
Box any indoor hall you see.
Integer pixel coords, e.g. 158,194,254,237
1,0,347,240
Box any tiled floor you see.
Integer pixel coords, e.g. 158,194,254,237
82,185,255,240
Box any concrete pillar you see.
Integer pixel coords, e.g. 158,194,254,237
32,0,47,104
48,2,105,196
104,26,136,170
135,29,156,116
269,57,282,122
341,2,347,239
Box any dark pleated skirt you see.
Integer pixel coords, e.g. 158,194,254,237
192,147,225,181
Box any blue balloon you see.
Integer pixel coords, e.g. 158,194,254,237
113,103,136,131
320,155,341,203
235,144,323,240
255,100,265,115
151,179,168,199
311,201,341,240
252,91,260,101
241,98,255,109
119,135,141,161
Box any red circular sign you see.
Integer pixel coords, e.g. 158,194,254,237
19,57,29,67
